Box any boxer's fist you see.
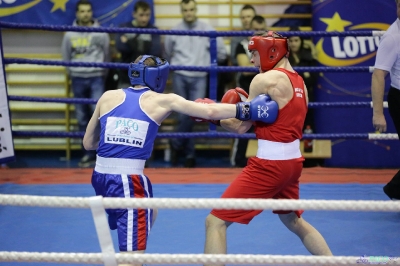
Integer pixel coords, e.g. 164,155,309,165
221,87,249,104
235,94,279,123
190,98,220,125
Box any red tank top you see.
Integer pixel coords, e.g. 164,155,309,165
254,68,307,142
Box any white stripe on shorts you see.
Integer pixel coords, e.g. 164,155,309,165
121,174,133,252
141,175,151,234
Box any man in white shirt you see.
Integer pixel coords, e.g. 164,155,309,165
371,0,400,200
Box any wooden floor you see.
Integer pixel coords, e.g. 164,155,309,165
0,167,396,184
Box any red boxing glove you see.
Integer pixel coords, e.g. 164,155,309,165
221,87,249,104
190,98,220,125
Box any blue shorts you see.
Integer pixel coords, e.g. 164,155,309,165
91,170,154,251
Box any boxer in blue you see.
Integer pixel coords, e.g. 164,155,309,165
83,54,277,265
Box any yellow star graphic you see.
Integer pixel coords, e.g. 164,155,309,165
320,12,352,32
49,0,69,12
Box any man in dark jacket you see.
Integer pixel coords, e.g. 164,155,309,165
115,1,162,89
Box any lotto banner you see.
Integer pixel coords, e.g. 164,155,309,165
312,0,399,167
0,32,15,164
0,0,154,27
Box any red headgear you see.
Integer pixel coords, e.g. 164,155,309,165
248,31,289,72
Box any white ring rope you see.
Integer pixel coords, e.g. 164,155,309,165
368,133,398,140
0,194,399,211
0,252,387,265
369,100,388,108
1,194,398,265
372,30,386,37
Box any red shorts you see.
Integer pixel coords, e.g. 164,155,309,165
211,157,304,224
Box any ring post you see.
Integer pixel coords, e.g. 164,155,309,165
0,31,15,164
208,31,218,131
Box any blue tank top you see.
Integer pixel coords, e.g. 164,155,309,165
97,88,159,160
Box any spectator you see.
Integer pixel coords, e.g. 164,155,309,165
115,0,162,89
235,16,267,92
230,5,256,66
230,15,267,167
61,0,110,167
215,5,256,102
164,0,227,168
288,27,318,129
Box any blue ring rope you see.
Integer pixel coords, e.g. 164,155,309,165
7,95,374,108
9,131,383,140
4,58,370,73
0,21,379,37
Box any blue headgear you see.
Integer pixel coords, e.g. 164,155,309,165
128,55,170,93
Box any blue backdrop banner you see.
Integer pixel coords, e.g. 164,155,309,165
0,0,155,27
312,0,400,167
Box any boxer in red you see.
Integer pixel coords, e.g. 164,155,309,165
202,31,333,265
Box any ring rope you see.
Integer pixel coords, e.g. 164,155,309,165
1,195,399,212
0,21,386,37
0,252,373,265
7,95,389,108
4,58,372,73
10,131,399,140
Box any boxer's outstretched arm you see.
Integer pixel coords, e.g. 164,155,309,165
163,93,237,121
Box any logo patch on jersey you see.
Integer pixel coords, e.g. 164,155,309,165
294,88,303,98
105,117,149,148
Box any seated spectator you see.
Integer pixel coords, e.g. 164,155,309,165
288,26,321,167
288,26,318,130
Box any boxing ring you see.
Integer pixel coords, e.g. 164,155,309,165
0,21,400,265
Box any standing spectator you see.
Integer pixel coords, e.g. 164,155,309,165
62,0,110,167
235,16,267,92
230,15,267,167
219,5,256,102
164,0,227,168
371,0,400,200
230,5,256,66
115,0,162,89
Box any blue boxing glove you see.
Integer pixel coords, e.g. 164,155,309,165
235,94,278,123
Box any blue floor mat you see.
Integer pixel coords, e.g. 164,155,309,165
0,183,399,266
